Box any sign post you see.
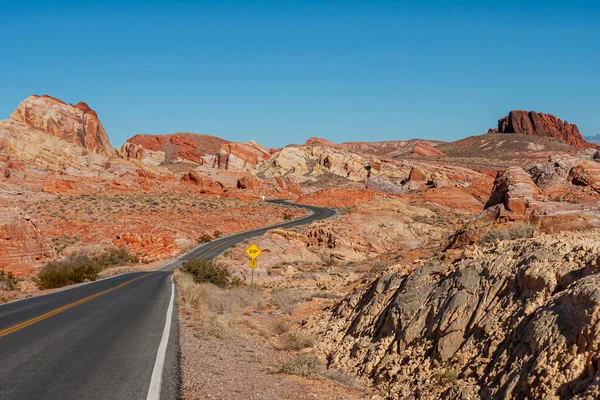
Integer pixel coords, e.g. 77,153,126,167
245,244,262,292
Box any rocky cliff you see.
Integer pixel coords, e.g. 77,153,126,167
308,230,600,399
10,95,113,156
489,110,598,150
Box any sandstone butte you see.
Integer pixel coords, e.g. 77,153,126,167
10,94,113,157
489,110,600,150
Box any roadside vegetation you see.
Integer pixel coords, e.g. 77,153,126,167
180,259,244,288
175,264,365,395
36,247,139,290
0,268,19,292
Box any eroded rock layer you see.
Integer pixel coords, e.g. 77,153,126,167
308,230,600,399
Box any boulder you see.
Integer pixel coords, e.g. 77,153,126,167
181,171,224,192
569,161,600,192
485,167,541,214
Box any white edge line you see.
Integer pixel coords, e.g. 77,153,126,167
146,274,175,400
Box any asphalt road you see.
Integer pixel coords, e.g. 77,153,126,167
0,200,336,400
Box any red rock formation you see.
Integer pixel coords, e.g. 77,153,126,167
485,167,541,215
490,110,599,150
0,207,53,276
216,141,272,170
569,161,600,193
297,188,377,208
408,167,427,182
113,232,179,261
181,171,224,193
127,133,227,164
10,94,113,156
304,137,339,148
237,174,262,190
42,180,81,196
410,141,444,156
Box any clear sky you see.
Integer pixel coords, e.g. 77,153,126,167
2,0,599,147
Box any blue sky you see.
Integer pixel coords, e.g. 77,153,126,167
2,0,599,147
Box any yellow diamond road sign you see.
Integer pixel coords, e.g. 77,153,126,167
246,243,262,259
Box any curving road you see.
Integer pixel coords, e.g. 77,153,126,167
0,201,336,400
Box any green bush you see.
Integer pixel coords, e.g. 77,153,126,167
180,259,233,288
36,247,138,290
197,233,213,243
0,268,19,291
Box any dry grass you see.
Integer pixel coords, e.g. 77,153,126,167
276,331,315,351
174,269,266,339
280,354,324,377
271,317,292,335
97,266,142,279
271,288,301,314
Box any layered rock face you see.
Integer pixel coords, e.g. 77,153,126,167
123,133,272,170
125,133,227,165
489,110,598,150
0,95,113,170
0,207,53,276
410,141,444,156
10,95,113,156
484,166,541,214
215,141,272,170
309,230,600,399
448,159,600,248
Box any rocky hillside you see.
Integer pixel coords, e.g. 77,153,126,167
0,95,114,170
9,94,113,156
308,230,600,399
121,133,273,170
447,155,600,249
488,110,598,150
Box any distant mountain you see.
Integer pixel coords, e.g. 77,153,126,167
584,134,600,145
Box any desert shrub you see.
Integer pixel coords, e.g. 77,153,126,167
325,369,362,389
278,331,315,351
479,229,510,245
280,354,324,377
197,233,213,243
271,288,300,314
508,224,535,240
213,230,222,239
432,367,459,385
283,212,293,221
0,269,19,291
369,261,389,274
36,247,138,290
180,259,233,288
271,317,292,335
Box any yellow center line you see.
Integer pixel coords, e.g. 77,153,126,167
0,273,149,338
